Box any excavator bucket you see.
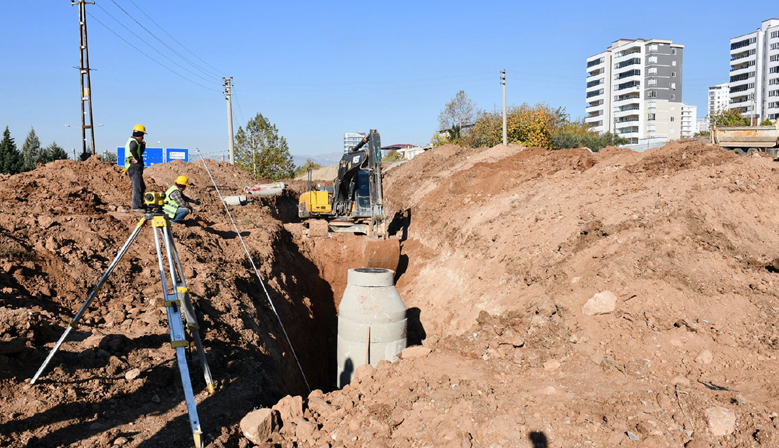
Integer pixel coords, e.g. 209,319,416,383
361,236,400,272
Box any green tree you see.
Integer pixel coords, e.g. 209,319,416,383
20,127,42,172
0,127,22,174
294,158,323,178
42,142,68,163
234,113,295,181
760,118,774,126
102,151,118,164
710,109,750,127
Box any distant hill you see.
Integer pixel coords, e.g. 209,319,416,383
292,152,343,168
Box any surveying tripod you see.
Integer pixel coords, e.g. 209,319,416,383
31,192,214,448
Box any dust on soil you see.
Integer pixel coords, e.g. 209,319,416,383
2,141,779,447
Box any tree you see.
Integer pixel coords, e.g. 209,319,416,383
43,142,69,163
102,151,118,164
437,91,476,146
0,127,22,174
473,103,557,149
234,113,295,181
20,127,42,172
294,158,322,178
709,108,749,127
760,118,774,126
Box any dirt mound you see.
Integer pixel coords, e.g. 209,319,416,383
3,141,779,448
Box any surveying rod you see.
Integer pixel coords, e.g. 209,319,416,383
31,220,147,384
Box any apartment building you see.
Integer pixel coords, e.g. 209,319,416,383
344,132,366,153
708,83,730,115
586,38,685,144
728,18,779,122
681,104,697,138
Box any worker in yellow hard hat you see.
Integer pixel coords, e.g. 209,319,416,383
126,124,147,212
162,175,201,224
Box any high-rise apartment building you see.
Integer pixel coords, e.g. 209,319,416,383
344,132,366,153
708,83,730,116
728,18,779,122
681,104,697,138
586,38,685,144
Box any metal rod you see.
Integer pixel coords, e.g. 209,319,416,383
31,220,145,384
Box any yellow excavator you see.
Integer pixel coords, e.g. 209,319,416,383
298,129,400,271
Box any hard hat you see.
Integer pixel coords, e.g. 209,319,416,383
175,175,189,187
133,124,147,134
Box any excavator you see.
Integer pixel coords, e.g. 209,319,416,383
298,129,400,271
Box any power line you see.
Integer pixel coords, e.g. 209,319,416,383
93,3,216,85
87,12,218,92
125,0,226,79
109,0,223,82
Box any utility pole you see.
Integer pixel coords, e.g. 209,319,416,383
73,0,96,156
223,77,235,164
501,70,507,146
750,93,756,126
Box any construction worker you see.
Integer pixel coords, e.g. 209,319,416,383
163,175,201,224
126,124,147,212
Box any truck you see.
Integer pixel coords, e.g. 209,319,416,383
711,123,779,158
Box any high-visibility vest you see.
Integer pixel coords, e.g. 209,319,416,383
125,137,145,166
162,185,181,218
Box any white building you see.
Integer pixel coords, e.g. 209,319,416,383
696,118,709,133
344,132,366,153
728,18,779,122
708,83,730,116
586,38,685,144
680,104,697,138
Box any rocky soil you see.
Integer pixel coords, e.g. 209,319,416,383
2,141,779,447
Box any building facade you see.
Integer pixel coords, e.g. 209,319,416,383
343,132,366,153
708,83,730,116
586,38,686,144
681,104,697,138
728,18,779,122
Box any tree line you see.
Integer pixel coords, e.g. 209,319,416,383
0,127,68,175
433,90,627,152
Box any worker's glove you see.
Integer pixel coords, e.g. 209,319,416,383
193,199,202,206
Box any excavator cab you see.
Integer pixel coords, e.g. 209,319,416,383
297,129,399,271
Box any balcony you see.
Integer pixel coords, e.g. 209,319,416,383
616,58,641,69
615,48,641,58
587,79,604,88
615,69,641,80
616,80,640,91
586,89,604,98
588,67,604,76
587,57,604,68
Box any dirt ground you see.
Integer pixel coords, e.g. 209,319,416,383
2,141,779,447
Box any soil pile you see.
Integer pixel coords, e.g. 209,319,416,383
2,142,779,448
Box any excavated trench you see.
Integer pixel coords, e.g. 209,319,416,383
260,189,411,394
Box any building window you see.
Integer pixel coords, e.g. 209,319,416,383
772,66,779,74
648,56,658,63
772,31,779,39
648,67,658,75
648,101,656,109
648,113,656,121
671,83,676,89
672,48,677,55
672,72,676,77
671,117,675,122
670,128,675,133
647,90,657,98
772,54,779,62
648,79,657,86
672,60,677,66
671,94,676,100
647,125,656,132
772,42,779,50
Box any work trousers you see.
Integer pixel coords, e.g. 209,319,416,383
171,207,190,224
127,163,145,209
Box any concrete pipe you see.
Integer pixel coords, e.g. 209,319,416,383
222,195,247,206
337,268,406,388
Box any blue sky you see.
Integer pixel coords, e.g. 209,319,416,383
1,1,777,159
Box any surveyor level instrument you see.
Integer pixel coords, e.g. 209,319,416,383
31,191,214,448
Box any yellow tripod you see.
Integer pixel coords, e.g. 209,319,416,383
31,192,214,448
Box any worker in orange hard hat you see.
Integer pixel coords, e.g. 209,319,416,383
126,124,147,212
162,175,201,224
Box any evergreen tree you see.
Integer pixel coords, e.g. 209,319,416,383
43,142,69,163
20,127,42,172
0,127,22,174
234,113,295,181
